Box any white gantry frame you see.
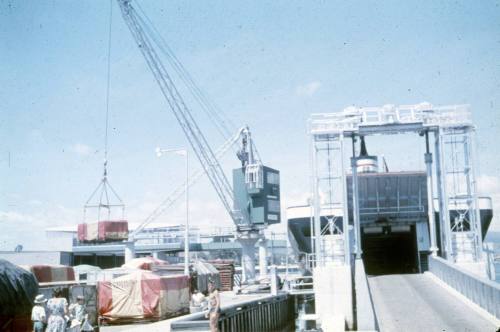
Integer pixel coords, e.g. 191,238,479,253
309,103,483,266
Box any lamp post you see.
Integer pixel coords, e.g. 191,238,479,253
156,147,189,275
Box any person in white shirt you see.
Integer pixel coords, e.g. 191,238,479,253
31,294,47,332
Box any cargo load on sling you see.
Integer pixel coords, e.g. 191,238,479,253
97,271,189,324
78,220,128,242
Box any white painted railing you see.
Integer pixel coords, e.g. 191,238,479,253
310,103,472,135
429,255,500,319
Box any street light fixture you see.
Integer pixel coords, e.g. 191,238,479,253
156,147,189,275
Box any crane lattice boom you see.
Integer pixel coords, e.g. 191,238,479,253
117,0,243,225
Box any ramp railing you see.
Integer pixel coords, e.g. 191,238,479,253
429,255,500,319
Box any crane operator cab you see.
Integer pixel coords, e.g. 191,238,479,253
233,164,281,229
233,127,281,230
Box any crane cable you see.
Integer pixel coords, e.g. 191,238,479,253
134,2,239,150
134,3,264,162
134,2,265,163
104,0,113,169
84,0,124,222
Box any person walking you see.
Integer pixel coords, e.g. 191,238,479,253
46,288,68,332
31,294,47,332
205,279,220,332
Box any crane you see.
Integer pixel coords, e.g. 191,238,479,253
117,0,280,284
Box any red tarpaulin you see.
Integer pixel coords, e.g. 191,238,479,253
23,265,75,283
98,271,189,323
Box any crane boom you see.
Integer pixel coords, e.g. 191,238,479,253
117,1,280,284
130,127,247,238
117,0,242,225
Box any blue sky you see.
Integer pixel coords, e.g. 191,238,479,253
1,0,499,250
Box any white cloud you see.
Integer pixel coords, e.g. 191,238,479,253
0,203,82,250
295,81,321,97
71,143,94,157
0,211,36,224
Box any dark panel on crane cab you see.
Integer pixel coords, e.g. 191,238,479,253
233,165,281,226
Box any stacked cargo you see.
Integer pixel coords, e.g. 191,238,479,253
98,271,189,324
78,220,128,243
193,261,220,293
23,264,75,283
209,259,235,291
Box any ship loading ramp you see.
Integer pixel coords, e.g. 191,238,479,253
305,103,500,331
368,273,498,332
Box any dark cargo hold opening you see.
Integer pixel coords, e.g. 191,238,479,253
361,225,419,275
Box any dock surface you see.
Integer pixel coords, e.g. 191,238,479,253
368,273,498,332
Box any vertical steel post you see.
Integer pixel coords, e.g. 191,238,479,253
435,130,453,261
425,132,438,256
311,136,323,266
340,134,351,265
309,202,314,257
184,150,190,275
465,129,483,260
258,236,268,279
351,137,362,259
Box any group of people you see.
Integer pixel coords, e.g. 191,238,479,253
31,288,93,332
